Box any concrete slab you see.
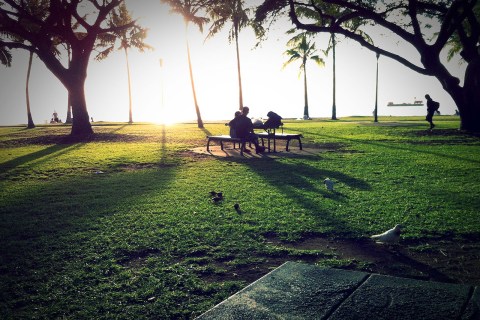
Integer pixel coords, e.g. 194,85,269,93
196,262,368,319
196,261,479,320
329,274,472,320
462,286,480,320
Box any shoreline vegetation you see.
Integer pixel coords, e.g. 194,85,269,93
0,115,463,127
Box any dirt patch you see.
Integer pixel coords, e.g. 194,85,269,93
115,233,480,287
261,234,480,286
190,145,342,159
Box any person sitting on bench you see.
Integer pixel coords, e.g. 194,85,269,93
228,111,242,138
230,107,265,154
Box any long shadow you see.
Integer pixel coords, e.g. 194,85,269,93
0,143,82,176
333,238,456,283
219,155,458,283
201,127,213,137
300,129,480,165
0,166,178,288
1,125,133,176
222,157,371,236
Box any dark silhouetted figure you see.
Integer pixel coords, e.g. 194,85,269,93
230,106,265,154
425,94,439,130
227,111,242,138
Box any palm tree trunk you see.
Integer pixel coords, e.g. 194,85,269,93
331,33,338,120
374,53,379,122
235,25,244,110
66,94,73,124
25,51,35,129
125,47,133,124
185,22,203,128
65,45,73,124
303,61,309,119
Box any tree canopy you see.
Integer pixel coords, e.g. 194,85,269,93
0,0,148,135
255,0,480,132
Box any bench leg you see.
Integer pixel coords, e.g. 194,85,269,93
207,138,211,152
286,138,290,151
298,138,302,150
240,141,244,156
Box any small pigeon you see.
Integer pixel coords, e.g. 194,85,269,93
234,203,241,213
371,224,402,244
324,178,335,191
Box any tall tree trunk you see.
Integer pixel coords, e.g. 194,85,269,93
124,46,133,124
459,53,480,132
234,25,244,110
66,94,73,124
303,61,309,119
65,45,73,124
331,33,337,120
68,74,93,136
185,23,203,128
25,51,35,129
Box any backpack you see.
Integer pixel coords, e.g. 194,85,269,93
433,101,440,111
264,111,283,129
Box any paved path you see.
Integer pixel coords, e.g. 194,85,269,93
197,261,479,319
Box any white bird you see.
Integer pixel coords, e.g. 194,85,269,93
371,224,402,244
324,178,335,191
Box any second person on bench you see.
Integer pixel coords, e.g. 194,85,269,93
229,106,265,154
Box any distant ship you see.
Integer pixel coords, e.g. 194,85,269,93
387,99,424,107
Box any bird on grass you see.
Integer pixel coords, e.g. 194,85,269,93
212,196,222,203
371,224,402,244
211,191,224,203
234,203,241,213
324,178,335,191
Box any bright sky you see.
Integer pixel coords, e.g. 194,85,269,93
0,1,467,126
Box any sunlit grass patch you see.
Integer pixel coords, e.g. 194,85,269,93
1,117,479,318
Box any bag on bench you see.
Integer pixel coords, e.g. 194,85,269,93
264,111,283,129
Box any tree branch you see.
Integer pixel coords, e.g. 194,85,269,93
287,0,431,75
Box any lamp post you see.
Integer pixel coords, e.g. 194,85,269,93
374,52,380,123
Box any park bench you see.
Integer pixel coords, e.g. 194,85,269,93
257,132,303,152
206,135,248,156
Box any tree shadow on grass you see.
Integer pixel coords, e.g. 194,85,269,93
221,157,371,237
300,130,480,165
0,168,178,314
0,143,83,177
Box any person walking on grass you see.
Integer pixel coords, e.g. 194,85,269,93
425,94,440,130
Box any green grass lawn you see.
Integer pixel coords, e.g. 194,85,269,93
1,117,479,319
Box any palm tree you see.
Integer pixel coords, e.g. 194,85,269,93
161,0,211,128
330,33,337,120
102,2,151,124
207,0,250,110
25,51,35,128
0,46,12,67
283,33,324,120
